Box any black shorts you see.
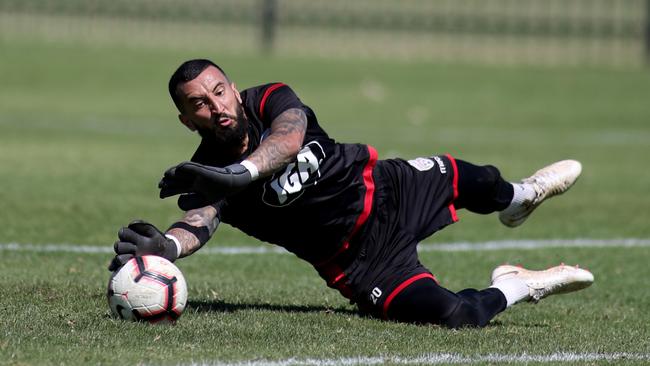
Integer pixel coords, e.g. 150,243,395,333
343,154,459,318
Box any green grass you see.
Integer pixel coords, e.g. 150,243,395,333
1,37,650,365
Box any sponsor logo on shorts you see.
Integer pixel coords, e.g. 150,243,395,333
433,156,447,174
407,157,435,171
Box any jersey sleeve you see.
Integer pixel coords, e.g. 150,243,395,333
256,83,305,126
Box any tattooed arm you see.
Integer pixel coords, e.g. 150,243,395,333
109,208,219,271
157,108,307,210
245,107,307,177
166,204,221,258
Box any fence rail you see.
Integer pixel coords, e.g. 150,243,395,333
1,0,648,67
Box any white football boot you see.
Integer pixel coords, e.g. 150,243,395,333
491,264,594,304
499,160,582,228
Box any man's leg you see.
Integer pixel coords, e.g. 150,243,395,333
386,277,507,328
453,159,582,226
385,264,594,328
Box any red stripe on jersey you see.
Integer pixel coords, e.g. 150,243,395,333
332,272,346,284
349,145,378,239
446,153,459,200
313,145,378,299
313,145,378,267
448,203,459,222
259,83,287,119
382,273,437,318
446,153,460,222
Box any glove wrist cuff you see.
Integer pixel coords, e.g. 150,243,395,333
240,160,259,181
165,234,183,259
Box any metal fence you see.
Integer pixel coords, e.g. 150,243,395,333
1,0,648,67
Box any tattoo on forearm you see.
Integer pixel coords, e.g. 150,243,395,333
181,205,220,233
167,205,220,257
247,108,307,176
166,228,199,257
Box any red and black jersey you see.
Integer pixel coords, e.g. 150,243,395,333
190,83,377,267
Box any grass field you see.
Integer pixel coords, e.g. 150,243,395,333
1,37,650,365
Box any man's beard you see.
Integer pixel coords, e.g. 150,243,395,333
197,103,248,163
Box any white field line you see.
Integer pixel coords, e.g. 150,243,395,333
1,238,650,255
182,352,650,366
418,238,650,252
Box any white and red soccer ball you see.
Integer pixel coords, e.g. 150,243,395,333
107,255,187,324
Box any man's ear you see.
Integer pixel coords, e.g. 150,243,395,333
231,83,242,104
178,114,196,131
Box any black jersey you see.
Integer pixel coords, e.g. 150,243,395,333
190,83,377,268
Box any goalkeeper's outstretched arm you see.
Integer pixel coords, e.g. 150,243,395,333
166,203,221,258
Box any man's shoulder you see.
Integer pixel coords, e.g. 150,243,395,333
241,83,292,101
241,83,303,123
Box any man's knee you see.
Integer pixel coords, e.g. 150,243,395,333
476,164,502,187
455,160,512,213
457,161,503,194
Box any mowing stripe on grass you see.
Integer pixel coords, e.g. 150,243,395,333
183,352,650,365
1,238,650,255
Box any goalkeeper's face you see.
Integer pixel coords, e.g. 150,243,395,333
176,66,248,149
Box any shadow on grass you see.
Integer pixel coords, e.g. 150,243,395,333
488,319,551,328
186,301,549,328
187,299,359,316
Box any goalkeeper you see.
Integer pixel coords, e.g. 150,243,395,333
109,59,593,328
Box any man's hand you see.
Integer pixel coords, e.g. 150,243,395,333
158,161,256,205
108,220,179,271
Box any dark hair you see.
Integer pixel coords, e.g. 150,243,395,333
168,59,229,112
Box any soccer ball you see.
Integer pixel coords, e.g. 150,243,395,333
107,255,188,324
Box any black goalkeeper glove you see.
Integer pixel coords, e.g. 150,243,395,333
158,161,256,210
108,220,179,271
